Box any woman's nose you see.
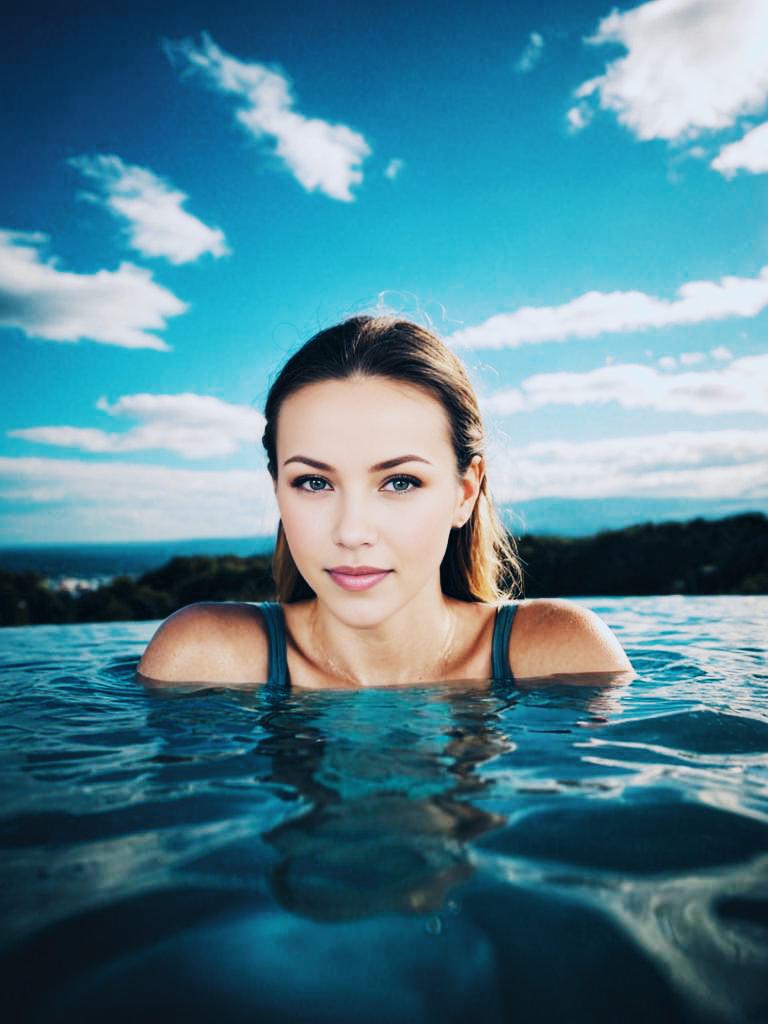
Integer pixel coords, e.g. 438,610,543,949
331,493,378,548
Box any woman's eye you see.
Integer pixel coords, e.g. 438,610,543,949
291,474,421,494
305,477,329,493
292,475,329,491
382,475,421,494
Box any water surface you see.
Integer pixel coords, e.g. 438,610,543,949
1,596,766,1023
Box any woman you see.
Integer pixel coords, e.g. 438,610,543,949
139,315,632,688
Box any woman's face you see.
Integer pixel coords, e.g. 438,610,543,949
274,376,481,621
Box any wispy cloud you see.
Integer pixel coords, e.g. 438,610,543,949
569,0,768,141
164,32,371,201
566,104,592,133
70,154,229,264
712,120,768,178
515,31,544,74
0,230,185,350
384,158,404,181
10,393,265,459
485,429,768,504
658,350,715,370
448,266,768,349
679,351,705,367
711,346,734,362
0,456,277,542
481,354,768,417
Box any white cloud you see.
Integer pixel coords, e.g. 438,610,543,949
515,31,544,74
10,393,265,459
566,104,593,133
711,120,768,177
711,345,733,362
569,0,768,142
0,456,277,543
485,429,768,504
679,351,704,366
70,154,229,264
481,353,768,417
384,158,404,181
0,230,185,350
448,266,768,349
164,32,371,202
660,347,733,369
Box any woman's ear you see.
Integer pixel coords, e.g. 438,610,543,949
454,455,484,527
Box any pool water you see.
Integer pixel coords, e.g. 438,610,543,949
0,596,766,1023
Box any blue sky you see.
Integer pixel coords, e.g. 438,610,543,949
2,0,767,544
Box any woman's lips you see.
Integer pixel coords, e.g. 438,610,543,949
326,569,392,592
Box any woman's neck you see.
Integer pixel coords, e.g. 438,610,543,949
306,591,459,687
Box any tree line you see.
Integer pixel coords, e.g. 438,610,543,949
1,513,766,627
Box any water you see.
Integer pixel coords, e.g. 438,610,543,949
0,596,766,1024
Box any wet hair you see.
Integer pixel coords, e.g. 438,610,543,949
261,315,522,603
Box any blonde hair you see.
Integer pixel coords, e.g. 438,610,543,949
262,316,522,603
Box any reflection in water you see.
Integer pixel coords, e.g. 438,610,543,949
266,793,488,919
476,849,768,1024
603,860,768,1024
249,687,515,920
242,678,622,922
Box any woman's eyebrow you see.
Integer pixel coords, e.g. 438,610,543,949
283,454,432,472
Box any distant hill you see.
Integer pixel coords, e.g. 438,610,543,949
0,512,765,626
516,512,768,597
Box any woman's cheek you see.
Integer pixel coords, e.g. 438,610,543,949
397,496,451,554
279,498,317,563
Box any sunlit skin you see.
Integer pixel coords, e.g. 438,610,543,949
274,376,483,686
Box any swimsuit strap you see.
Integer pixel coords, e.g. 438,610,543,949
257,600,517,689
257,601,290,691
491,601,518,681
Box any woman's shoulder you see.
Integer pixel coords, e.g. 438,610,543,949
137,601,272,686
508,597,633,679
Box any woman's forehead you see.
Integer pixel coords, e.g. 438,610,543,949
278,378,453,454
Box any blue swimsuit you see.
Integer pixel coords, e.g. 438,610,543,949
255,601,518,690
